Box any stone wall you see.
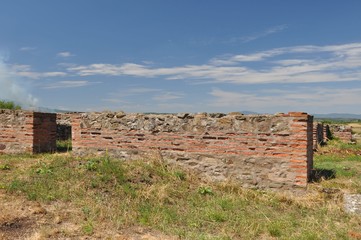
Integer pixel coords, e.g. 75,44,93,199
0,110,56,154
330,125,353,143
56,113,72,140
313,123,324,149
72,111,313,189
324,125,332,141
313,123,355,147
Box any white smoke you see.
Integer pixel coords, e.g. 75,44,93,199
0,55,38,108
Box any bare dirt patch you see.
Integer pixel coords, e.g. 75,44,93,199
0,216,33,240
0,191,38,240
0,190,176,240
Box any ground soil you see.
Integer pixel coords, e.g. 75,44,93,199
0,190,176,240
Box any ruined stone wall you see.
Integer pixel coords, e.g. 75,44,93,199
56,113,72,140
0,110,56,154
313,123,324,149
330,125,353,143
324,125,332,141
72,111,313,189
313,123,355,148
0,110,33,154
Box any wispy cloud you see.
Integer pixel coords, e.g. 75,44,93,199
227,24,288,44
57,62,77,68
57,51,74,58
106,87,161,97
19,47,36,51
102,87,185,111
101,98,131,104
102,87,161,104
17,71,67,79
10,64,67,79
42,80,100,89
209,86,361,113
67,42,361,85
126,87,161,94
209,48,286,64
17,42,358,112
152,92,184,101
10,64,32,72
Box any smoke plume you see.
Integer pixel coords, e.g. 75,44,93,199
0,55,38,108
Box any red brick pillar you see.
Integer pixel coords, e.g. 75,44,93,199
287,112,313,187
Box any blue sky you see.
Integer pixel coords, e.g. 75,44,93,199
1,0,361,114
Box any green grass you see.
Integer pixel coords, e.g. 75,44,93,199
56,139,72,152
0,151,361,239
314,140,361,193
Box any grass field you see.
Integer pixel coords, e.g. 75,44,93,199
0,140,361,239
314,140,361,194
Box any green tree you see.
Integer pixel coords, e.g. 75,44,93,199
0,100,21,110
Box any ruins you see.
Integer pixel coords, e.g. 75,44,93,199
1,109,354,190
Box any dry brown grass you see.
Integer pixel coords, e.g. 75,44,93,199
0,151,361,239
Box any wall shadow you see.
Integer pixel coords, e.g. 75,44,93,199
33,112,57,153
310,168,336,182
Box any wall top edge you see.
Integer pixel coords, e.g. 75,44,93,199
64,111,311,117
0,109,57,115
0,109,312,118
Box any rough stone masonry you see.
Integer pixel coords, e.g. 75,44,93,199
72,111,313,190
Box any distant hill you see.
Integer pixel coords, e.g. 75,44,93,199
240,111,260,115
27,106,77,113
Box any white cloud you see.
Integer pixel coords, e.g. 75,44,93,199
152,92,184,101
16,71,67,79
67,42,361,85
57,51,74,58
107,87,161,98
227,24,288,44
103,88,185,111
10,64,32,72
274,59,314,66
42,80,100,89
57,62,77,68
209,87,361,114
211,42,361,65
19,47,36,51
10,64,67,79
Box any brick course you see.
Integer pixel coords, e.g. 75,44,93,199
72,111,313,189
330,125,353,143
0,109,315,190
314,123,354,144
313,123,324,149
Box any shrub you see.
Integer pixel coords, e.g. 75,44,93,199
0,100,21,110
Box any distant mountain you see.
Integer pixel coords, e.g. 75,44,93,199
313,113,361,120
27,106,76,113
240,110,260,115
